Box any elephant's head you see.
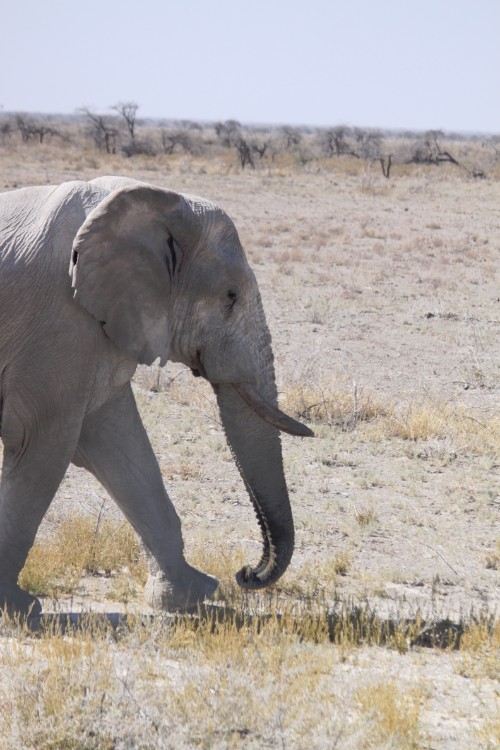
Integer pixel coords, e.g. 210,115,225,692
70,184,313,589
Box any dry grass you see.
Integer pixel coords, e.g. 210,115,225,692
19,515,147,597
354,680,425,748
281,380,386,431
457,617,500,680
0,588,495,749
6,466,500,748
17,527,457,655
484,539,500,571
282,380,500,456
0,613,337,748
376,403,500,454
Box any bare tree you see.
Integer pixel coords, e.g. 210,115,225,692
251,138,268,159
79,107,118,154
16,115,33,143
0,118,13,146
353,128,383,160
379,154,393,178
352,129,396,178
320,126,354,157
215,120,241,147
236,138,255,169
281,126,302,150
121,137,157,157
409,130,459,166
32,123,60,144
15,115,60,144
111,101,139,143
160,129,193,154
320,125,394,176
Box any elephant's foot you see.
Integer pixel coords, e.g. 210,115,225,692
144,565,218,612
0,582,42,618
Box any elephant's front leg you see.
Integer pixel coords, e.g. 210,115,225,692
72,384,218,611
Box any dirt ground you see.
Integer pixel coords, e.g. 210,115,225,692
0,145,498,748
7,152,496,618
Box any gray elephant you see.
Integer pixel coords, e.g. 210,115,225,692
0,176,312,615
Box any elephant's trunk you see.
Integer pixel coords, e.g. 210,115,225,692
213,299,302,589
215,383,295,588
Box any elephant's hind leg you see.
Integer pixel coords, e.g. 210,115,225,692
0,406,85,616
72,384,218,611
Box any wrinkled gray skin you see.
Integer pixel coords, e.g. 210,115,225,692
0,176,312,616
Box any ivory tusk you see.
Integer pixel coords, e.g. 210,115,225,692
232,383,314,437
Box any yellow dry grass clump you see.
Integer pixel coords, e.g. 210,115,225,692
281,380,386,430
457,617,500,680
354,680,425,748
19,515,147,597
378,402,500,453
282,379,500,455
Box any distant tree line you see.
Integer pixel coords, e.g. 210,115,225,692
3,115,64,145
0,103,496,179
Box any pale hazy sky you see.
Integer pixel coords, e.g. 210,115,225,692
1,0,498,133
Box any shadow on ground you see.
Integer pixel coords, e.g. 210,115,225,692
16,603,484,650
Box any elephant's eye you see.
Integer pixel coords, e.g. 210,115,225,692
227,290,237,310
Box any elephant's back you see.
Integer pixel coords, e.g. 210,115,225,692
0,182,106,356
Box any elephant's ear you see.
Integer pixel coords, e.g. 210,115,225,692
71,185,185,366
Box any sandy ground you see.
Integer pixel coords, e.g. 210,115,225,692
0,148,498,748
15,159,496,620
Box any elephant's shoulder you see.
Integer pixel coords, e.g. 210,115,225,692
0,182,101,233
89,176,150,193
49,181,108,217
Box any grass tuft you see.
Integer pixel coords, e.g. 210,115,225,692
377,403,500,455
283,379,500,456
457,617,500,680
354,680,425,748
282,380,385,430
19,515,147,597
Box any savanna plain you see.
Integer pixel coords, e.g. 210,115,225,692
0,121,498,749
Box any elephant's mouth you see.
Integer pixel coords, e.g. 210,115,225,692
190,350,207,379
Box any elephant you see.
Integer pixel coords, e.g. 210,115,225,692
0,176,313,616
